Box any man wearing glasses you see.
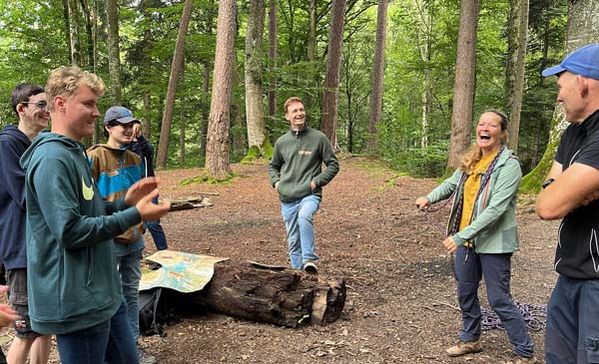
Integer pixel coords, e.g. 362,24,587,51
0,84,51,364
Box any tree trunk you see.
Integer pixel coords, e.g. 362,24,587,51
179,106,185,165
307,0,317,62
92,0,98,72
200,62,211,162
197,260,346,327
320,0,347,145
62,0,72,64
415,0,435,149
267,0,278,119
106,0,122,104
143,92,151,138
447,0,479,170
79,0,94,70
505,0,529,153
521,0,599,191
230,65,246,159
367,0,389,151
244,0,268,160
68,0,82,66
205,0,236,179
156,0,194,169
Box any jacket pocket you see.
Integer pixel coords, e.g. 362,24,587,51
586,336,599,363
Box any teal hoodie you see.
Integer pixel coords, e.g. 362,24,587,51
426,147,522,254
268,127,339,203
20,132,141,334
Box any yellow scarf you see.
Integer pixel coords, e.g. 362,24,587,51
459,149,499,238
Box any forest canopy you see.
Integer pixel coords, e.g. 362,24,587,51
0,0,568,176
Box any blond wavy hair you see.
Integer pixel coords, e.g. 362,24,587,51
459,110,509,172
284,97,304,114
45,66,105,112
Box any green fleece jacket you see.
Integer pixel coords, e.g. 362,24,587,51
268,126,339,203
20,132,141,335
426,147,522,254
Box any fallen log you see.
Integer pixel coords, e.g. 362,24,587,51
193,260,346,328
169,197,213,211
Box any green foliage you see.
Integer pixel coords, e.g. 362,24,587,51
241,138,273,163
180,171,236,186
384,140,449,178
0,0,568,177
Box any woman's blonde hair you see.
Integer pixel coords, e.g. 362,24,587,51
45,66,105,112
459,110,509,172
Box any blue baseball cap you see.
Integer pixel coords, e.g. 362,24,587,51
542,44,599,80
103,106,139,124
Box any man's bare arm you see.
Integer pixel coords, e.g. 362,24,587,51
536,162,599,220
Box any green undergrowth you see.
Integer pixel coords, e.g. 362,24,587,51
240,139,273,164
179,171,238,186
350,156,406,191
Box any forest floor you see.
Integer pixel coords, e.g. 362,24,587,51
1,156,558,363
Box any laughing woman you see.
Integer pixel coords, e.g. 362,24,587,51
415,111,535,363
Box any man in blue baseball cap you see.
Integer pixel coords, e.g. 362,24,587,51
536,44,599,364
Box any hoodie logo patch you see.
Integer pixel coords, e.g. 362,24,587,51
298,150,312,156
82,176,94,201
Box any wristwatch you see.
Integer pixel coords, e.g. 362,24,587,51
542,178,555,189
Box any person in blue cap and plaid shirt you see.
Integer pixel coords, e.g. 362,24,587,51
87,106,157,363
536,44,599,364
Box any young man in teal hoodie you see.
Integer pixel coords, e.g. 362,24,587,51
21,66,170,364
268,97,339,274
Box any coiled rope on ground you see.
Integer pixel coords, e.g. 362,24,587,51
481,303,547,331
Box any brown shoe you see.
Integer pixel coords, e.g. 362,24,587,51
445,339,482,357
514,357,537,364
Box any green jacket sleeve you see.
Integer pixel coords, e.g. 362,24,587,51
452,159,522,245
31,157,141,250
312,135,339,187
267,143,282,187
426,169,462,204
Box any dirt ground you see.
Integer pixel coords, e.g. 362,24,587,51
1,156,559,363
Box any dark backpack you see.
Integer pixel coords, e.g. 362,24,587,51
139,287,174,336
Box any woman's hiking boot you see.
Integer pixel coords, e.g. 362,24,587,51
445,339,482,357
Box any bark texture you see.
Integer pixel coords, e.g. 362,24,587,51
367,0,389,151
320,0,347,145
447,0,479,170
205,0,236,178
156,0,193,169
198,260,346,327
106,0,122,104
244,0,267,156
268,0,278,118
505,0,530,153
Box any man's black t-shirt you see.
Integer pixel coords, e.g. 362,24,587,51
554,109,599,279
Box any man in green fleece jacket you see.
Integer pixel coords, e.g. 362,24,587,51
268,97,339,274
20,66,170,364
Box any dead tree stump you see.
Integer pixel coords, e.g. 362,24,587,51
196,260,346,327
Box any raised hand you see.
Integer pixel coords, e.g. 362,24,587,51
132,122,142,140
125,177,159,206
135,188,171,221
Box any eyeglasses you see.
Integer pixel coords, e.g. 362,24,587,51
22,101,48,110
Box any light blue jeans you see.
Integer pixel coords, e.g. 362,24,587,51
280,194,321,269
115,243,143,340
